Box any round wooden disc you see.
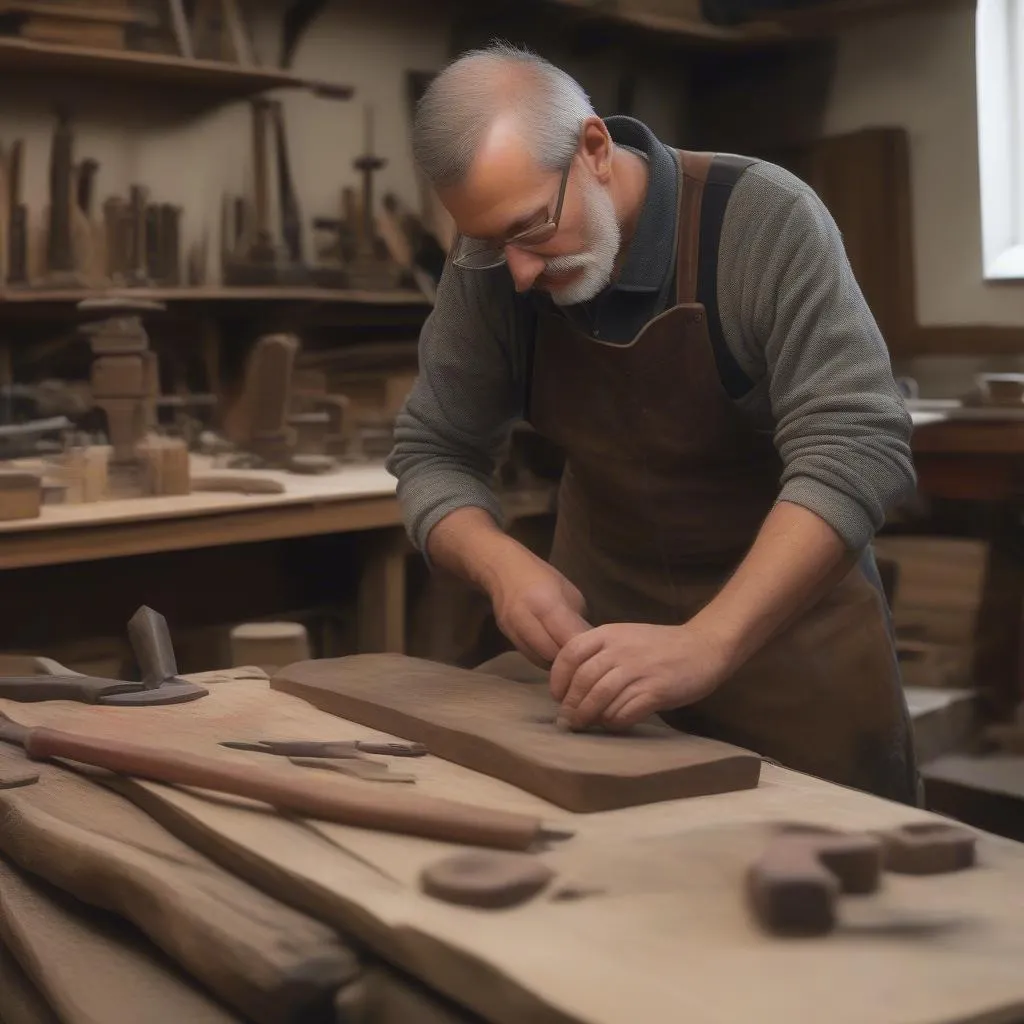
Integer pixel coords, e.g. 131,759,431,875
420,852,554,909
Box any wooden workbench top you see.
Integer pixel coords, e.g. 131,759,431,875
0,457,397,535
1,669,1021,1024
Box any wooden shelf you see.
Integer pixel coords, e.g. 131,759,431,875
0,285,430,306
544,0,961,45
0,35,343,99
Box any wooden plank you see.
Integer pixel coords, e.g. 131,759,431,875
0,711,359,1024
0,937,59,1024
0,497,401,569
3,677,1024,1024
271,654,761,812
0,857,243,1024
0,35,347,99
0,284,429,306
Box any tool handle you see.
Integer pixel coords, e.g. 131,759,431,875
23,726,541,851
127,606,178,685
0,676,140,703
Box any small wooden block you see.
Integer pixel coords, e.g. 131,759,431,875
747,828,883,936
0,471,41,522
0,767,40,790
230,621,310,675
877,823,977,875
137,436,190,496
420,852,554,909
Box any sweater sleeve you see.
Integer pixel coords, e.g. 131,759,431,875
385,261,531,552
717,162,917,551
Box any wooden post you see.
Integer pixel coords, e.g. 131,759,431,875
357,528,408,654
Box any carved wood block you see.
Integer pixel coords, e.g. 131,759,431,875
270,653,762,812
95,398,147,460
746,827,883,936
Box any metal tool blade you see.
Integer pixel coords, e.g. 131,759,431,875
101,680,208,706
127,605,178,686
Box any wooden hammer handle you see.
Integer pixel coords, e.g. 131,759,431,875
23,726,541,851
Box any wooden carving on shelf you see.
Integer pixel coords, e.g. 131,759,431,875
270,653,762,812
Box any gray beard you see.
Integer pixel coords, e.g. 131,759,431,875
543,180,621,307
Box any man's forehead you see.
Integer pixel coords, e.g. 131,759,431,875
440,123,554,236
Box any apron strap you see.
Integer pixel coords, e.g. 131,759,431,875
674,149,714,304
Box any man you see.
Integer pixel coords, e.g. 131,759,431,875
386,43,920,804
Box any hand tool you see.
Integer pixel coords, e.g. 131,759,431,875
0,605,207,706
288,756,416,784
220,738,427,758
0,713,551,850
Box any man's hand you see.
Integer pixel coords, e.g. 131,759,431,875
489,555,591,668
425,507,590,668
550,621,731,731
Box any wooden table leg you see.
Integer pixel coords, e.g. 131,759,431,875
357,528,409,654
972,504,1024,721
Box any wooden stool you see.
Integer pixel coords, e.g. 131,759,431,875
229,621,310,675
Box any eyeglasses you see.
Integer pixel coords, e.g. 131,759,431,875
450,156,572,271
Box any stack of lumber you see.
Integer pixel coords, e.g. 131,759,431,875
0,656,1023,1024
873,536,986,689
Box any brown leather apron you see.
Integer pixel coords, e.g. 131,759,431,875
524,149,920,805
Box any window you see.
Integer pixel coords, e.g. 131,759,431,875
977,0,1024,278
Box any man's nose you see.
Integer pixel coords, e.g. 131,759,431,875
504,247,546,292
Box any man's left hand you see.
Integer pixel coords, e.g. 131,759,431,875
549,622,732,731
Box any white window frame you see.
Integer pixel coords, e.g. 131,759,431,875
977,0,1024,279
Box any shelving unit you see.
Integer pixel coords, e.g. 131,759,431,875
0,286,429,306
0,35,346,99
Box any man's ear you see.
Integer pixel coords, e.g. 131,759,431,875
579,117,612,182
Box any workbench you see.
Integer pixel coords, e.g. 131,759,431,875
0,659,1021,1024
0,457,412,664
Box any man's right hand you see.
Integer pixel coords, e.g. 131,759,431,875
426,507,591,667
486,554,590,668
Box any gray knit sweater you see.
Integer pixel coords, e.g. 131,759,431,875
386,117,916,555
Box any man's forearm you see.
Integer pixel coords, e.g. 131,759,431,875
689,499,858,674
425,506,528,597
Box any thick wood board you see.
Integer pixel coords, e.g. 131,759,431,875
270,653,761,812
1,675,1023,1024
0,682,359,1024
0,937,59,1024
0,857,242,1024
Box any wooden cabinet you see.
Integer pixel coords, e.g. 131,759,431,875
804,127,917,354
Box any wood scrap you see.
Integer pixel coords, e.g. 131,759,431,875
877,823,977,875
0,938,60,1024
420,851,555,909
190,474,285,494
0,745,358,1024
746,826,882,936
270,653,762,812
0,858,243,1024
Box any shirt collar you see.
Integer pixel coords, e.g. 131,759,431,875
603,115,679,293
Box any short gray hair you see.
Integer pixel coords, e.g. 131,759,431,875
413,42,596,187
